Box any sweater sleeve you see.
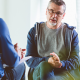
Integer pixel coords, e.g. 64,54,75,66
26,25,49,68
0,18,20,67
60,29,79,71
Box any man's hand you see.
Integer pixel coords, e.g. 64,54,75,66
48,52,62,68
21,49,26,59
14,43,26,59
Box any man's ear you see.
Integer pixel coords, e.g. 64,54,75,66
62,12,66,19
46,9,47,15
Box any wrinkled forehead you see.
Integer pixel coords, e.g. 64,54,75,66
48,2,64,12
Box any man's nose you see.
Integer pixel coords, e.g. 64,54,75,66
52,12,57,17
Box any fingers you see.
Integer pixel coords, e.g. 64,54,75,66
22,49,26,51
14,43,19,52
48,57,54,66
21,49,26,59
14,43,18,48
21,51,25,55
58,63,62,68
53,57,59,61
21,51,25,59
49,52,62,68
14,43,26,59
54,61,62,68
50,52,58,58
50,52,59,61
21,53,25,59
48,57,62,68
21,49,26,54
50,52,55,56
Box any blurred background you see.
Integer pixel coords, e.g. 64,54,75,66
0,0,80,53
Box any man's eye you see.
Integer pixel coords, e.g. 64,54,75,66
50,10,53,13
56,12,60,15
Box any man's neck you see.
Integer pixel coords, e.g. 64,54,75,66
46,22,62,29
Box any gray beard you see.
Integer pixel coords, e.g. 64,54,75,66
49,22,57,26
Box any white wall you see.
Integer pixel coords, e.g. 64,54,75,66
76,0,80,50
0,0,30,49
63,0,77,27
30,0,40,28
30,0,50,28
76,0,80,32
40,0,49,22
0,0,6,19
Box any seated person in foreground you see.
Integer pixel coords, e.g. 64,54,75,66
0,18,26,80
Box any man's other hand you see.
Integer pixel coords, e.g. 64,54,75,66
14,43,26,59
48,52,62,68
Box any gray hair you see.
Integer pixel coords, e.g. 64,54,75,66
47,0,66,12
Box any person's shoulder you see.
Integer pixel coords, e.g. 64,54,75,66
0,18,7,26
0,18,5,22
0,18,8,29
64,23,76,30
0,18,4,21
29,22,45,32
0,18,9,36
64,23,78,35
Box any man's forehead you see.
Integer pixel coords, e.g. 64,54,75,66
48,2,64,12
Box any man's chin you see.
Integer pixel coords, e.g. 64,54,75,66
49,22,57,26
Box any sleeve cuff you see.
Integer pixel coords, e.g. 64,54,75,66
45,57,50,62
61,61,65,68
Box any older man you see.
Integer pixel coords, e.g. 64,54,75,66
26,0,79,80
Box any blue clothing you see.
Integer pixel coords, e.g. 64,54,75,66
3,62,25,80
26,22,79,79
0,18,20,78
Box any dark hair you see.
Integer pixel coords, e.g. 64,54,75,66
47,0,66,12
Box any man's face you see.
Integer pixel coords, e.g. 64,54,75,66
46,2,65,27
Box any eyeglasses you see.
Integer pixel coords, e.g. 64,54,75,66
47,8,64,17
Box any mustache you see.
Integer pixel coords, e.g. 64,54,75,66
50,18,57,20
